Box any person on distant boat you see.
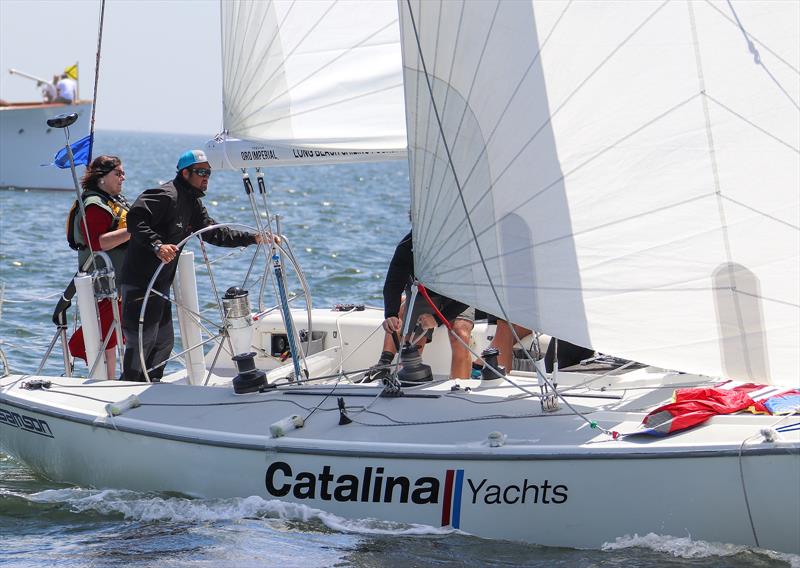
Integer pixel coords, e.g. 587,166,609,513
67,155,131,379
38,75,57,103
55,73,77,104
368,230,475,382
119,150,268,382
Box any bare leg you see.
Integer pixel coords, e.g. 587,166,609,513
448,319,474,378
104,348,116,380
491,321,532,370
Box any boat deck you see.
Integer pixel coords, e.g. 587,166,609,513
2,369,796,457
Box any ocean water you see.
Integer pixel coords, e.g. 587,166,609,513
0,131,796,567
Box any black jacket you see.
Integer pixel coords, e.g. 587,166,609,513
121,175,255,290
382,231,414,318
382,230,468,322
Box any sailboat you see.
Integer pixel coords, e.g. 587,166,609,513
1,0,798,554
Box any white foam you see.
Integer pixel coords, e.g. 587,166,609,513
27,488,452,537
603,533,800,567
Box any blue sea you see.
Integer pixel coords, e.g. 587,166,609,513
0,131,796,567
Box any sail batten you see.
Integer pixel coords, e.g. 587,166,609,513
400,0,799,385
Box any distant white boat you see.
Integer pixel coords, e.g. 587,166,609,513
0,100,91,191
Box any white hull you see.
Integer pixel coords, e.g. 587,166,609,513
2,308,798,553
0,102,91,191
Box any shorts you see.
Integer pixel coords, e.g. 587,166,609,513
406,292,474,340
474,310,498,325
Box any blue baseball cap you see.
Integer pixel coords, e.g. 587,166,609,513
176,149,208,171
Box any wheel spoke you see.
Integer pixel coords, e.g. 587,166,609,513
146,330,226,377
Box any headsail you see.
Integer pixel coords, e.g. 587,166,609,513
399,0,799,385
206,0,407,169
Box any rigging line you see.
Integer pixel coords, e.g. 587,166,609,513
88,0,106,156
422,91,703,270
420,0,666,258
405,1,613,437
419,0,573,258
704,93,800,155
40,387,327,414
737,431,762,548
704,0,800,75
406,2,442,237
349,407,581,428
230,5,390,131
723,0,800,111
721,194,800,232
419,4,676,270
444,319,618,436
241,82,403,132
227,0,290,116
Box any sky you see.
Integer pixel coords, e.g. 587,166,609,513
0,0,224,135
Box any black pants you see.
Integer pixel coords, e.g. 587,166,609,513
121,285,173,382
544,339,594,372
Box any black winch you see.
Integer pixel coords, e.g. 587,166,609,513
231,352,270,394
396,344,433,386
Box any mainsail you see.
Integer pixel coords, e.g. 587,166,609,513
399,0,799,385
206,0,407,169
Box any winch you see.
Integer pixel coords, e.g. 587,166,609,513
223,287,254,357
396,344,433,386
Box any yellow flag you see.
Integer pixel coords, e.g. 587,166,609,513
64,64,78,80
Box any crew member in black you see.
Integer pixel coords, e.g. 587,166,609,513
371,230,475,380
119,149,265,382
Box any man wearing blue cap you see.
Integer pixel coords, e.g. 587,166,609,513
119,150,265,382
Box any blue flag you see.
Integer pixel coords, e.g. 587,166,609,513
53,134,93,169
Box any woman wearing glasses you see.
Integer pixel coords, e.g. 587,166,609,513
68,155,131,379
118,149,264,382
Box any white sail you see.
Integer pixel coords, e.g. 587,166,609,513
207,0,407,169
399,0,799,385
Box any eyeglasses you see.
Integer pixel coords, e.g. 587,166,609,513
113,170,125,178
190,168,212,178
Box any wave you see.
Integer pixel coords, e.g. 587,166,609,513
603,533,800,568
27,488,453,537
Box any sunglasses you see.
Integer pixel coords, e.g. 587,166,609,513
113,170,125,178
190,168,212,178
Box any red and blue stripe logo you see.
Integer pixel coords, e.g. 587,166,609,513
441,469,464,528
